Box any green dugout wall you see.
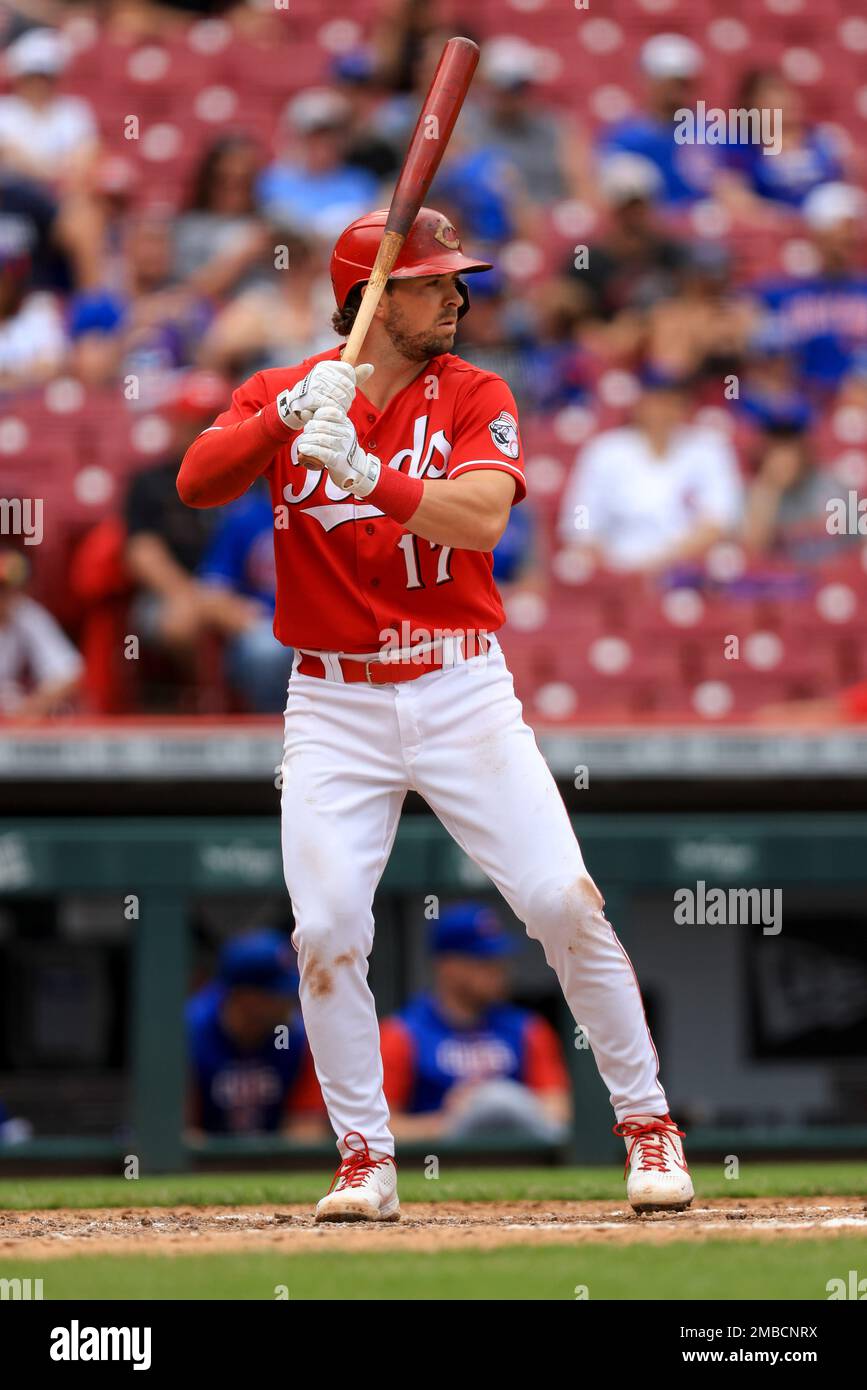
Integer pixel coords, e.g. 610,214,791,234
1,813,866,1171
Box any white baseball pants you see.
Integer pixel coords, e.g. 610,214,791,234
280,633,668,1156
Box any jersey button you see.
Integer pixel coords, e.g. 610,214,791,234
365,523,375,535
371,577,380,588
367,413,376,423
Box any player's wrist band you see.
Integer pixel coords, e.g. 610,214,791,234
261,399,298,440
367,466,424,524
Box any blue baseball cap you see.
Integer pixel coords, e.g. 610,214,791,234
638,363,693,392
431,902,515,958
331,48,376,84
218,929,299,994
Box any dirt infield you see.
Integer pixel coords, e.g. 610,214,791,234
2,1196,866,1258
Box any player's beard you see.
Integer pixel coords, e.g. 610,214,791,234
382,301,456,362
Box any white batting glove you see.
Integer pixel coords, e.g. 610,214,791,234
275,360,374,431
300,405,381,498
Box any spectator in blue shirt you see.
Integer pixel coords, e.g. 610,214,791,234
433,146,516,245
198,483,295,712
258,88,380,240
599,32,718,207
70,212,210,387
719,70,844,216
754,183,867,393
737,323,814,435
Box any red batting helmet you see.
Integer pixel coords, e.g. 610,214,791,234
331,207,492,319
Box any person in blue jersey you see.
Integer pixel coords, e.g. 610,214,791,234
753,183,867,395
197,482,295,712
719,70,844,215
598,33,718,207
379,903,572,1142
186,928,325,1137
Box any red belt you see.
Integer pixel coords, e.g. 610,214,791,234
295,634,491,686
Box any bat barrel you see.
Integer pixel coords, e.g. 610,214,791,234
385,37,480,235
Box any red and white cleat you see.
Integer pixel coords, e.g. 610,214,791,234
614,1113,695,1213
314,1132,400,1223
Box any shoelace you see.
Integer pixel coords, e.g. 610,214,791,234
612,1116,686,1178
327,1131,393,1192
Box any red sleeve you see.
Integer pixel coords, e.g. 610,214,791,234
286,1045,326,1115
379,1017,416,1111
840,681,867,720
176,371,293,509
521,1015,570,1095
447,376,526,503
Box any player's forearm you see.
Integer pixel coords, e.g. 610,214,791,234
398,474,512,551
404,484,504,550
176,405,289,508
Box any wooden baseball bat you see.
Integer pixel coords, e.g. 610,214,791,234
342,36,480,366
298,36,479,465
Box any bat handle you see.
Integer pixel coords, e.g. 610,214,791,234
297,229,404,467
342,229,405,366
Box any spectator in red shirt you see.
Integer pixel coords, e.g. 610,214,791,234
380,902,572,1142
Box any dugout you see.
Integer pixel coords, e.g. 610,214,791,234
1,721,866,1173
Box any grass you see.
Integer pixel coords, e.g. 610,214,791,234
0,1161,864,1211
3,1239,866,1300
2,1163,862,1301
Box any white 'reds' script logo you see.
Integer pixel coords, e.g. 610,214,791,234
488,411,519,459
50,1321,152,1370
284,414,452,532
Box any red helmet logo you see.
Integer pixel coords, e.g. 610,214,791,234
433,220,461,250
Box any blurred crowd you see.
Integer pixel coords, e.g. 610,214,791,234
1,0,867,719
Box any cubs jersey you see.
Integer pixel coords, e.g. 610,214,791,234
379,993,569,1115
757,276,867,387
186,984,321,1134
206,347,526,651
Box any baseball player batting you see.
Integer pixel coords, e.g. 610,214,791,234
177,202,694,1221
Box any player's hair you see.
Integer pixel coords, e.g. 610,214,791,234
331,281,395,336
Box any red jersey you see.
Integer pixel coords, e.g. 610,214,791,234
207,346,526,651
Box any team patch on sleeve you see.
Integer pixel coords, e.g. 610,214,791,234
488,410,520,460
